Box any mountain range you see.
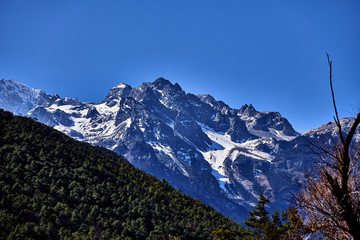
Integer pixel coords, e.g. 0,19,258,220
1,78,359,223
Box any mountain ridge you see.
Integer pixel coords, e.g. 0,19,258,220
1,77,358,223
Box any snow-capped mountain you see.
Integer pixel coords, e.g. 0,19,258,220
0,79,51,115
1,78,358,223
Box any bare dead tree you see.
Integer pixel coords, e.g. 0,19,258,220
296,54,360,239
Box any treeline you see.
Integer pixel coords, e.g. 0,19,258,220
0,109,245,239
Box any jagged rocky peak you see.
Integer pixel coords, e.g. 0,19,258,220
59,97,81,106
46,94,61,102
103,82,133,105
196,94,230,112
129,82,161,106
45,94,80,106
246,111,299,139
196,94,214,103
128,78,188,112
238,104,257,117
153,77,171,87
152,77,183,93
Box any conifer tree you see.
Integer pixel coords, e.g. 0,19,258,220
245,188,306,240
244,188,270,239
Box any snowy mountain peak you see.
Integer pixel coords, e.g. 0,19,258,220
113,83,130,89
0,79,51,115
304,117,360,141
196,94,230,112
153,77,172,87
151,77,184,94
2,77,345,223
103,83,133,105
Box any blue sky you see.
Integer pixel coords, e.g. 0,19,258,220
0,0,359,133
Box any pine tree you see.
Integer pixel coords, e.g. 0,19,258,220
244,188,306,239
244,188,270,239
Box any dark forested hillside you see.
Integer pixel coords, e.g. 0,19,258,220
0,109,245,239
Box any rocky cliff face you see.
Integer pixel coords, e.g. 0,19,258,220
1,77,358,223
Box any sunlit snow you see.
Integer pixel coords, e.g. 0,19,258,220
198,122,276,195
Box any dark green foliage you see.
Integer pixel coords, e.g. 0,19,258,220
244,188,270,239
0,109,245,239
244,189,305,240
212,228,237,240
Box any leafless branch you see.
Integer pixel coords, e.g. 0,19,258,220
296,54,360,239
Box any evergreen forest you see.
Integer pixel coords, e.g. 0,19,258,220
0,109,246,239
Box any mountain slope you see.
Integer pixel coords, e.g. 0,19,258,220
0,109,245,239
0,78,308,222
0,79,51,115
2,78,357,223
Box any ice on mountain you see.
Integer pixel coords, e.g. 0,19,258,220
2,77,339,224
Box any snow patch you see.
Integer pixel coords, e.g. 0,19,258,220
198,122,275,194
95,102,120,115
113,83,128,89
148,142,189,177
212,169,230,190
268,128,297,141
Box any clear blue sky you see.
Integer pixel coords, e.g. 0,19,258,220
1,0,359,133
